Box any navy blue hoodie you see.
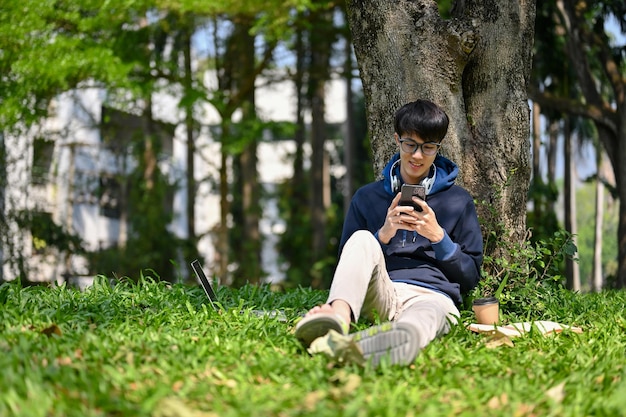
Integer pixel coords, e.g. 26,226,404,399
339,153,483,306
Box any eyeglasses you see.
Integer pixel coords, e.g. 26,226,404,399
399,139,441,156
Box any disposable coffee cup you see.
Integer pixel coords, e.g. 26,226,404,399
472,297,499,325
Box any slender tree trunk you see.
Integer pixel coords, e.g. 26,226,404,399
532,102,542,221
344,40,355,215
230,17,262,286
547,120,558,213
293,22,306,197
218,150,230,282
592,150,605,292
0,132,5,283
64,143,76,284
238,141,262,285
310,86,327,285
615,130,626,288
532,102,541,182
282,18,312,288
118,153,128,249
143,96,157,191
563,118,580,291
183,19,196,249
308,9,333,288
0,129,4,285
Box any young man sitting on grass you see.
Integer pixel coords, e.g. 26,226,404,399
295,99,483,367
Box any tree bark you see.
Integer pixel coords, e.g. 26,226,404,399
308,9,333,287
217,149,230,283
344,39,356,215
183,18,197,251
223,17,263,287
563,117,580,291
346,0,534,249
592,151,605,292
532,102,541,184
547,120,558,212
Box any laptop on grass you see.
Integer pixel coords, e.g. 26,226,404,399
190,258,219,311
190,259,286,321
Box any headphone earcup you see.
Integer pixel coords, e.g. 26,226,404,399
390,159,401,193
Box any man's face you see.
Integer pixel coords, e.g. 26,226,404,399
394,132,439,185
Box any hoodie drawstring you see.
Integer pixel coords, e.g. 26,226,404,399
401,230,418,247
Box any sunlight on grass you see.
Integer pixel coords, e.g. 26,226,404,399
0,277,624,416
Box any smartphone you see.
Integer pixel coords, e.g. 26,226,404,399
400,184,426,211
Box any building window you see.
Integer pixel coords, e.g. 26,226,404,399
99,175,122,219
32,138,54,185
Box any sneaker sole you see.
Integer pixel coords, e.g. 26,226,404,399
352,322,420,367
295,314,348,348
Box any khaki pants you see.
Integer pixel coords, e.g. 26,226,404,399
327,230,460,350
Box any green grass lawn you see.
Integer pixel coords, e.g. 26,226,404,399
1,277,625,417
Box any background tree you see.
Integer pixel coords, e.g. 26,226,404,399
0,0,153,281
276,3,365,288
307,6,335,288
346,1,534,261
529,0,625,288
226,16,265,286
209,12,279,286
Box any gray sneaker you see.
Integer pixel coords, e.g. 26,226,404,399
352,322,421,367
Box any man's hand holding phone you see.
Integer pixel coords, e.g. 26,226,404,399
377,184,443,244
399,184,426,211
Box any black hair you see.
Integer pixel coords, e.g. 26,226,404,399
393,99,449,142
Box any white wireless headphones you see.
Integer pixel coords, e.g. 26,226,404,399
390,159,401,193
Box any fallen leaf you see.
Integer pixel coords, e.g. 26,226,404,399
172,380,183,392
342,373,361,393
41,324,62,337
513,403,536,417
487,393,508,409
485,331,514,348
329,370,361,398
303,391,326,411
153,397,219,417
56,356,72,366
546,382,566,403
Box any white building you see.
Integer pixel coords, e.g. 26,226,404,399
1,73,348,286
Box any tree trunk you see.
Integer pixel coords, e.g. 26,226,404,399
237,139,262,285
343,39,356,215
293,22,306,202
183,19,197,251
532,102,541,182
531,102,542,222
592,151,605,292
308,9,333,287
228,17,262,287
563,117,580,291
346,0,534,249
547,120,558,213
0,132,4,283
217,150,230,282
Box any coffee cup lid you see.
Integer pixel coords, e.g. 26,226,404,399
472,296,498,305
